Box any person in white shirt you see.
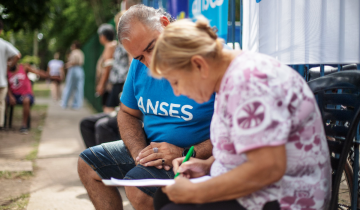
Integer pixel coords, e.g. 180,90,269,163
0,20,21,129
47,52,64,101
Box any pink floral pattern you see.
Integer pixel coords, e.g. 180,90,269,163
210,51,331,210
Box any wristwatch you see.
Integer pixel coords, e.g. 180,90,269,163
182,147,196,157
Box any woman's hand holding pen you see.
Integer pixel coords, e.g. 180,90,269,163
172,157,213,179
162,177,201,204
161,156,215,204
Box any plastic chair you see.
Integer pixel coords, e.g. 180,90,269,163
4,104,31,129
307,70,360,210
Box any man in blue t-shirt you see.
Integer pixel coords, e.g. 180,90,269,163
78,5,214,210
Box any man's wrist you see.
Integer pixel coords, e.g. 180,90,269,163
182,147,196,158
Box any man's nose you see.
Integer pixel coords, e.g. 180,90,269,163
144,54,152,68
173,87,180,96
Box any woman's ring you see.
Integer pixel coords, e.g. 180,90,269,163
153,147,159,153
162,159,165,164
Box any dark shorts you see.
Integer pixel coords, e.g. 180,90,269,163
7,94,34,105
105,83,124,108
101,91,110,106
79,140,175,197
154,189,280,210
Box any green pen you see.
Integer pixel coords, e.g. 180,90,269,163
174,146,194,178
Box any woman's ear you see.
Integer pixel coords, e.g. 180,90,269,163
160,16,170,27
191,55,209,79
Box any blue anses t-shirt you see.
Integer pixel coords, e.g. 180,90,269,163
120,59,215,148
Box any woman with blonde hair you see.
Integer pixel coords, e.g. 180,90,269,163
150,18,331,210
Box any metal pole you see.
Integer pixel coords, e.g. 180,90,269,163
352,124,360,210
231,0,236,49
320,64,324,77
240,0,243,49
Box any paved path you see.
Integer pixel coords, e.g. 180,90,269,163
27,100,133,210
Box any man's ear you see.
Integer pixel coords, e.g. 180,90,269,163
160,16,170,27
191,55,209,79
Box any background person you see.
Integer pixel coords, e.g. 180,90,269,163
96,12,131,113
79,11,129,148
61,41,85,109
47,52,64,101
0,19,21,129
7,63,47,134
150,18,332,210
96,23,117,112
80,111,120,148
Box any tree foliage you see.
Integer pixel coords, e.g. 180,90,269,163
1,0,120,69
0,0,50,31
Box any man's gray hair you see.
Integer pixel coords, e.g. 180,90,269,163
117,4,175,43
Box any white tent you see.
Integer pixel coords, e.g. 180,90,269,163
242,0,360,65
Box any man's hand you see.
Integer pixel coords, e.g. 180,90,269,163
96,83,105,96
9,95,16,105
172,157,213,179
136,142,183,170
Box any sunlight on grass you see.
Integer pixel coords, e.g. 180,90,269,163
0,193,30,210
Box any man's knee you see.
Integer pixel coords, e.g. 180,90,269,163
80,117,92,131
78,157,101,181
95,117,109,132
125,186,153,205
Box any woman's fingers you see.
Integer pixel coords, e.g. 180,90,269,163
172,157,185,174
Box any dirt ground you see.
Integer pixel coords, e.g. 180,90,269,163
0,83,48,209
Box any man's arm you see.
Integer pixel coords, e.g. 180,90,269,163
192,139,213,159
118,103,147,162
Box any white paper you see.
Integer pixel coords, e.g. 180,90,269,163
102,176,212,187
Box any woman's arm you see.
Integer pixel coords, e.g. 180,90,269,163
163,145,286,204
96,45,116,95
59,67,64,80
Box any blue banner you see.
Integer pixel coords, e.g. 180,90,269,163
188,0,229,41
166,0,188,19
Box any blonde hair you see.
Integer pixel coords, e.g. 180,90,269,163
150,17,223,78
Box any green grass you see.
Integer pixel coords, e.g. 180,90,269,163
33,89,50,98
25,106,46,161
11,104,47,161
0,171,33,179
30,104,48,111
0,193,30,210
32,81,51,98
